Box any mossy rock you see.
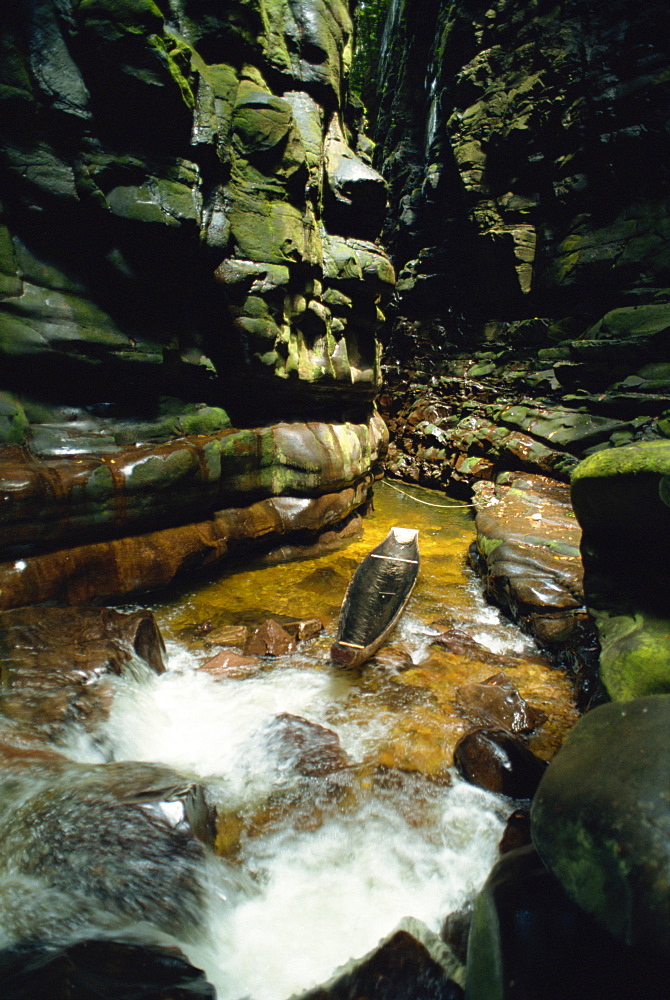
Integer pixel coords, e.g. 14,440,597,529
583,303,670,341
0,392,29,444
531,696,670,955
592,610,670,701
571,440,670,699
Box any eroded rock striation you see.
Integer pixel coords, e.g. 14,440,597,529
375,0,669,489
0,0,393,604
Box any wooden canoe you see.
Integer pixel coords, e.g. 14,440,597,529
330,527,420,668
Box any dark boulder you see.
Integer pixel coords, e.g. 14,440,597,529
453,728,547,799
531,695,670,956
466,845,669,1000
0,939,215,1000
299,920,463,1000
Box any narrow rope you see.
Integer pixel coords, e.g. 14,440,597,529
383,477,480,508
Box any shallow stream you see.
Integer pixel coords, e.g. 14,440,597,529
2,480,578,998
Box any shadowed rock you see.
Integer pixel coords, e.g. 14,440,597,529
0,939,216,1000
531,696,670,956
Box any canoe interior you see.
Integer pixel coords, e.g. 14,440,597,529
334,527,420,655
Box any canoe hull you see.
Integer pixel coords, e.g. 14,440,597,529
330,527,420,668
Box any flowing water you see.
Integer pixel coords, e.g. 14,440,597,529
0,479,578,998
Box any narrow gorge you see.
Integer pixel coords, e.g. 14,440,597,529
1,2,668,998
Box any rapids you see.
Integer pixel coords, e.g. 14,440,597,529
1,480,578,999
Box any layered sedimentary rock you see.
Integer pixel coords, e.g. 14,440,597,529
0,0,393,602
375,0,669,484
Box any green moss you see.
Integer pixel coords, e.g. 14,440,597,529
148,33,195,108
477,535,504,557
595,611,670,701
178,407,231,436
76,0,165,36
0,392,29,444
571,439,670,484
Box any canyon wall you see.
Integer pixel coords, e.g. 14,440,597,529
0,0,393,605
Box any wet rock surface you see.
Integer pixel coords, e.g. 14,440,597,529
0,0,392,605
0,607,164,738
0,939,216,1000
468,472,601,705
453,728,547,799
0,760,212,943
0,475,376,608
466,845,669,1000
299,920,464,1000
264,713,349,777
531,696,670,956
455,672,546,734
571,439,670,700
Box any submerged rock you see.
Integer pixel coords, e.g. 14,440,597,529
0,939,216,1000
456,673,546,734
264,713,349,777
531,696,670,956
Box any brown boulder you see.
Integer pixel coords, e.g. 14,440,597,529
265,713,348,777
453,728,548,799
0,607,165,738
245,619,297,657
456,672,546,733
198,649,260,680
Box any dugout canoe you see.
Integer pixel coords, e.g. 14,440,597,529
330,527,420,668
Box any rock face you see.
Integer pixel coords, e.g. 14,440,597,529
571,440,670,700
376,0,670,322
469,473,600,703
375,0,670,515
0,0,393,604
531,696,670,957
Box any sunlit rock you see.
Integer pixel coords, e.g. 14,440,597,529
0,0,393,605
245,619,297,657
456,672,546,734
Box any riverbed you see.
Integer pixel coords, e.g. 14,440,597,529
1,479,578,999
